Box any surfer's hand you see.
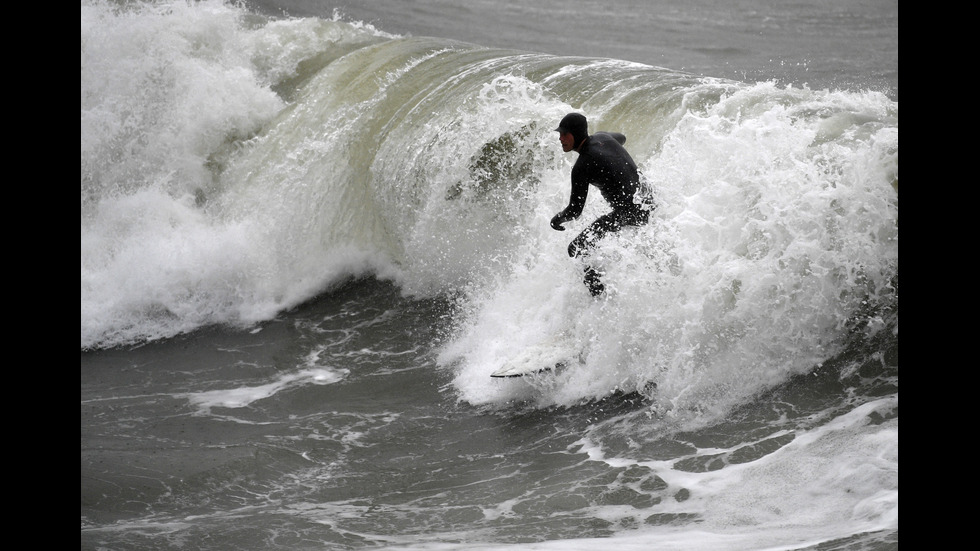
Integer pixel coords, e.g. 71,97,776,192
550,214,565,231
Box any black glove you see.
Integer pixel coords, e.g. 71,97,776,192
550,214,566,231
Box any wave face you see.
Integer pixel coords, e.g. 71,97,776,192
81,0,897,414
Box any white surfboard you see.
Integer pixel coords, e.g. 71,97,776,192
490,336,578,378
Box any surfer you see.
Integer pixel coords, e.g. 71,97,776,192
550,112,653,296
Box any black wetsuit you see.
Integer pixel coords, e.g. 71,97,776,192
552,132,652,295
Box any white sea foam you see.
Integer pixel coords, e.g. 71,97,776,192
444,82,897,416
184,368,348,412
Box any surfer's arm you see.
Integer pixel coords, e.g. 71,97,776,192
551,172,589,230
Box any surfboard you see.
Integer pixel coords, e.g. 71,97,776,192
490,336,578,378
490,359,568,378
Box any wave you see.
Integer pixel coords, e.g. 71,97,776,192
81,0,897,413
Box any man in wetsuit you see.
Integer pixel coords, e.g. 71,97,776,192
550,112,651,296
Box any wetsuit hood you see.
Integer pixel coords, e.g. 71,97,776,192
555,113,588,147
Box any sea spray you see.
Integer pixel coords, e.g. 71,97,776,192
444,83,897,417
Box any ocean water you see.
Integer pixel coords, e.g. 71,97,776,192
80,1,898,549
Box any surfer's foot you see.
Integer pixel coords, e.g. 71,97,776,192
587,281,604,296
584,267,604,297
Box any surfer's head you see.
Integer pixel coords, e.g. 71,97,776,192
555,112,588,152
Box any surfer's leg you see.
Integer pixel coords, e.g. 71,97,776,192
567,210,649,296
567,214,619,296
567,214,618,258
